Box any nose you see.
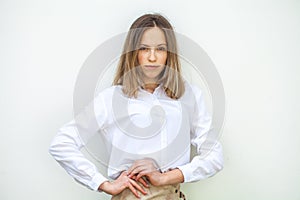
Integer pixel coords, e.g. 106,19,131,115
148,49,157,62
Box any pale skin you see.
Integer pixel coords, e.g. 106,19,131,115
98,27,184,198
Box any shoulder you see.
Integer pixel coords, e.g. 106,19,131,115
182,81,204,99
177,82,205,110
94,85,133,106
95,85,122,98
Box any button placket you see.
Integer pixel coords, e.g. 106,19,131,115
151,95,168,163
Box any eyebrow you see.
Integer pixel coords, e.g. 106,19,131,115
139,43,167,47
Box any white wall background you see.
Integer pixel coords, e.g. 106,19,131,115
1,0,299,199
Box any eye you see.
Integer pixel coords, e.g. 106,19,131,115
139,47,148,51
157,47,167,51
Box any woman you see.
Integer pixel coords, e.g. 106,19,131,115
49,14,223,199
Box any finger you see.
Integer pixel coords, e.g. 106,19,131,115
127,182,140,198
129,178,147,195
131,175,139,181
128,159,148,173
136,173,145,180
128,159,155,176
120,171,128,176
130,165,149,177
128,167,143,178
133,174,140,181
127,165,134,175
127,163,140,175
137,177,149,188
131,175,137,179
136,172,147,180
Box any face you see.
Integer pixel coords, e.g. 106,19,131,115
137,27,167,84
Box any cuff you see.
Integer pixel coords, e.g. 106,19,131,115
177,164,193,183
88,173,109,192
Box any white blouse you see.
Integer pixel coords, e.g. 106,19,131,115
49,83,223,191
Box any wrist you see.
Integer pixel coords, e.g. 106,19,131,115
159,172,168,186
98,181,111,193
160,169,184,185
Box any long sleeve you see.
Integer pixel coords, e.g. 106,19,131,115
177,86,224,182
49,93,109,191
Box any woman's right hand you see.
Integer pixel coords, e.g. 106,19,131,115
98,171,147,198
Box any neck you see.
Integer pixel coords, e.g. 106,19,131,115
142,83,159,93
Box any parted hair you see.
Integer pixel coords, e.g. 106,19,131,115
113,13,185,99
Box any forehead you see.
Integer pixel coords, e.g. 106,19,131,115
140,27,166,46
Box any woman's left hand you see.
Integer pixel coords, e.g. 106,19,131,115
127,158,164,186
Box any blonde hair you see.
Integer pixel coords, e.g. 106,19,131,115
113,14,185,99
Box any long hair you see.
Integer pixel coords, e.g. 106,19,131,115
113,13,185,99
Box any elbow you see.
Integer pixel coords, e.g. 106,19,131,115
206,159,223,179
48,140,65,162
48,137,62,159
48,140,56,157
208,152,224,176
213,154,224,174
48,131,67,158
216,160,224,172
214,141,224,173
215,150,224,172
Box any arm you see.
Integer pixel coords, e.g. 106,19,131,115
177,85,223,182
128,86,223,185
127,159,184,186
98,171,147,198
159,168,184,185
49,126,147,197
49,92,148,197
49,119,108,190
177,140,223,182
48,93,109,191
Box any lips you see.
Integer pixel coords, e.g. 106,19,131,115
144,65,160,69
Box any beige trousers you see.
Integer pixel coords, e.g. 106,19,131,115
111,183,185,200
